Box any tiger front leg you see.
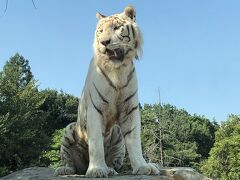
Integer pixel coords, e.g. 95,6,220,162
121,106,160,175
85,101,112,178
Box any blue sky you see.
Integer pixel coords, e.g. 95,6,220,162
0,0,240,122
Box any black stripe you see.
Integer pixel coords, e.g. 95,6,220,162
65,137,75,146
126,25,130,42
121,104,139,124
135,54,139,60
89,91,103,116
134,41,138,49
127,67,135,82
83,106,88,129
124,127,136,138
77,141,88,151
119,68,135,89
113,135,123,145
98,65,117,91
93,82,109,104
62,147,71,156
117,35,123,41
120,25,131,42
131,24,135,39
124,89,137,103
72,130,77,142
126,25,130,37
127,105,139,117
62,143,71,151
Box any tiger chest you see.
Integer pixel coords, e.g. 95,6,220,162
90,63,138,132
96,88,137,133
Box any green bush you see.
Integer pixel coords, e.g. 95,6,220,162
40,129,63,168
201,115,240,179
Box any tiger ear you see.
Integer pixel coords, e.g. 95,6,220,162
124,5,136,21
96,12,106,20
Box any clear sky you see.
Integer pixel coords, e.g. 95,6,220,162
0,0,240,122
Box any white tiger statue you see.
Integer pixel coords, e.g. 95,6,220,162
55,5,160,178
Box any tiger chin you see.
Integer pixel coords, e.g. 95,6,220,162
55,6,160,178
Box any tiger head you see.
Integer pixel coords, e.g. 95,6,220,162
94,6,142,68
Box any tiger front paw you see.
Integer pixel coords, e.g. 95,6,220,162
86,166,118,178
108,167,118,176
133,163,160,175
54,166,75,176
86,166,109,178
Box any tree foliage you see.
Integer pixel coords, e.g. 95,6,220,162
0,54,47,176
201,115,240,179
141,104,218,169
0,54,78,177
40,89,78,135
40,129,63,168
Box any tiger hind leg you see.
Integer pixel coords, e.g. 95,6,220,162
105,125,125,172
55,122,89,176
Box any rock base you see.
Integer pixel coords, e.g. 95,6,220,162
0,167,211,180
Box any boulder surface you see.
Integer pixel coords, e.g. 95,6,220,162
0,167,211,180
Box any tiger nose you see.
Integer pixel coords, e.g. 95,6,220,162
101,39,111,46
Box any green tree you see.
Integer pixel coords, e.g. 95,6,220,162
188,115,219,159
38,90,78,167
141,103,217,169
0,54,79,177
37,90,78,167
39,89,78,135
201,115,240,179
0,54,47,176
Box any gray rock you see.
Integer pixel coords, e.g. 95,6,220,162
0,167,211,180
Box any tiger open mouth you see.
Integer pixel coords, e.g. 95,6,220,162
106,48,124,61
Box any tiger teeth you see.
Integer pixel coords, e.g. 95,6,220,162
114,51,117,57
